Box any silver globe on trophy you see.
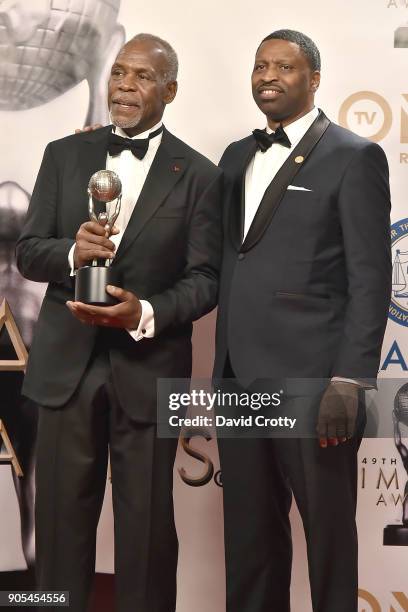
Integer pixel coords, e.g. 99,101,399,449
383,383,408,546
75,170,122,306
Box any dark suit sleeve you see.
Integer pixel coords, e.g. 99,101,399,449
333,142,391,380
15,143,74,284
218,142,236,168
148,171,223,335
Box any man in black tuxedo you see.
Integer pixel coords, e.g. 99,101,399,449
213,30,391,611
16,33,222,612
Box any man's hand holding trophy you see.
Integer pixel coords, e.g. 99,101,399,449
66,169,142,329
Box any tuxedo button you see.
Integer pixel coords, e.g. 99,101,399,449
238,253,245,260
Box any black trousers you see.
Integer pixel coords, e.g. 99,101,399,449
217,361,365,612
35,351,179,612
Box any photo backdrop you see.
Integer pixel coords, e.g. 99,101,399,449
0,1,407,610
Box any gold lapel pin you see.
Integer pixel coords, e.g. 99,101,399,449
295,156,304,164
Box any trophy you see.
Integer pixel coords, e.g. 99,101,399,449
75,170,122,306
383,383,408,546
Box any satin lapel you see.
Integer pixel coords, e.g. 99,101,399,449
74,126,112,229
228,139,258,251
114,129,188,262
241,111,331,253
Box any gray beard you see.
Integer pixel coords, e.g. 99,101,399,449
109,110,141,130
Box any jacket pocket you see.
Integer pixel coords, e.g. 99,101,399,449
274,291,330,300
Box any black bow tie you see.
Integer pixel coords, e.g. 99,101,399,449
108,125,163,159
252,125,291,152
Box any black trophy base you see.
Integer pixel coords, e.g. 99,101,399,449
383,524,408,546
75,265,119,306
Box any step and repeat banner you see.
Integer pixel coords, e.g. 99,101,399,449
0,1,407,610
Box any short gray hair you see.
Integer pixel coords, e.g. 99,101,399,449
128,33,178,83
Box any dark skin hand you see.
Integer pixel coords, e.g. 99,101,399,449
67,285,142,330
317,381,360,449
73,220,119,269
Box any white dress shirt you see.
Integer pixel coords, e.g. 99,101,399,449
69,121,163,341
244,107,361,388
244,107,319,238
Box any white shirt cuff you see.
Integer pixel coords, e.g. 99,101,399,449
128,300,155,341
68,243,76,276
331,377,372,389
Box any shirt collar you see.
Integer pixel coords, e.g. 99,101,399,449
266,107,319,147
113,120,163,141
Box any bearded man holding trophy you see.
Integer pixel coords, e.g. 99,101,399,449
16,33,222,612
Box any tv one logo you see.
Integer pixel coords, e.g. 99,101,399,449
338,91,408,153
358,589,408,611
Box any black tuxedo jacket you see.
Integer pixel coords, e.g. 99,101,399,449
16,126,222,421
214,112,391,383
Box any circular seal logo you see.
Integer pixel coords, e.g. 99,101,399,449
390,218,408,327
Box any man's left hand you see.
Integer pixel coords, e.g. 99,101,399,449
317,381,359,449
66,285,142,329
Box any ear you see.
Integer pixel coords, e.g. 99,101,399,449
163,80,178,105
310,71,320,92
